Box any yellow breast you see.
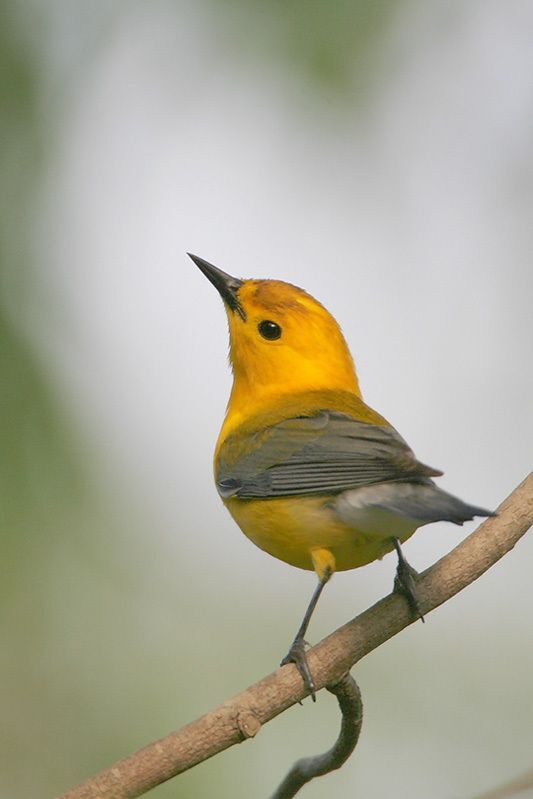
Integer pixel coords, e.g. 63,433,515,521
224,494,407,574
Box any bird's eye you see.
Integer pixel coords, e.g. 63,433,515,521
258,320,282,340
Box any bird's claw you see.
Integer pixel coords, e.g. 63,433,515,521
394,558,424,622
281,637,317,701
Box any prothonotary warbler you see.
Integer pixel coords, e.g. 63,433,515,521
189,253,494,697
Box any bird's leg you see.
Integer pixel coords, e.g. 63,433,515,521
392,537,424,622
281,569,332,701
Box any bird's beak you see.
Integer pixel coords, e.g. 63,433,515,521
188,253,246,320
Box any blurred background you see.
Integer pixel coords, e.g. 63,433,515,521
1,1,532,797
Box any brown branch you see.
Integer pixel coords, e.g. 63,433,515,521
470,767,533,799
270,672,363,799
56,473,533,799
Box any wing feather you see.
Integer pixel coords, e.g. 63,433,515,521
217,411,441,499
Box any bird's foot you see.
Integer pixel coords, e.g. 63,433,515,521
281,637,316,701
393,540,424,622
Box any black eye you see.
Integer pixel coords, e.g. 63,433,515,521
258,320,282,340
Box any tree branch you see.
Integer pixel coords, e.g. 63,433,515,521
471,767,533,799
56,473,533,799
270,672,363,799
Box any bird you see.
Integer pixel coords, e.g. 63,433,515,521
188,252,494,698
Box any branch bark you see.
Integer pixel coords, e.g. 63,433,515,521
471,766,533,799
56,473,533,799
270,673,363,799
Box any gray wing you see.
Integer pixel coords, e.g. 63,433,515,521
217,411,441,499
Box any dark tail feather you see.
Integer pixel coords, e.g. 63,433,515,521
408,486,496,526
446,499,496,525
341,483,497,526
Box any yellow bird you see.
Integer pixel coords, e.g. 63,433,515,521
189,253,493,696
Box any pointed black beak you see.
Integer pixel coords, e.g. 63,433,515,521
188,253,246,320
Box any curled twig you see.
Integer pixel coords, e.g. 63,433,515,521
270,672,363,799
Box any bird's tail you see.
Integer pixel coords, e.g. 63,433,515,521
335,481,496,528
404,483,496,525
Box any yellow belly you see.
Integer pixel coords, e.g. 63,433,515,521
224,494,417,574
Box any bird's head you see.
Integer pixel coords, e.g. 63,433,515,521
189,254,361,407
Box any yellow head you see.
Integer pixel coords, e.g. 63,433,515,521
190,254,361,412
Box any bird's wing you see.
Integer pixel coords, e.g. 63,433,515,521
217,411,441,499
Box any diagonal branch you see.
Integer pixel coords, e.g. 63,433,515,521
56,473,533,799
471,766,533,799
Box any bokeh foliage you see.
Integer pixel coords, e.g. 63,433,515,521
0,3,86,543
206,0,402,92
